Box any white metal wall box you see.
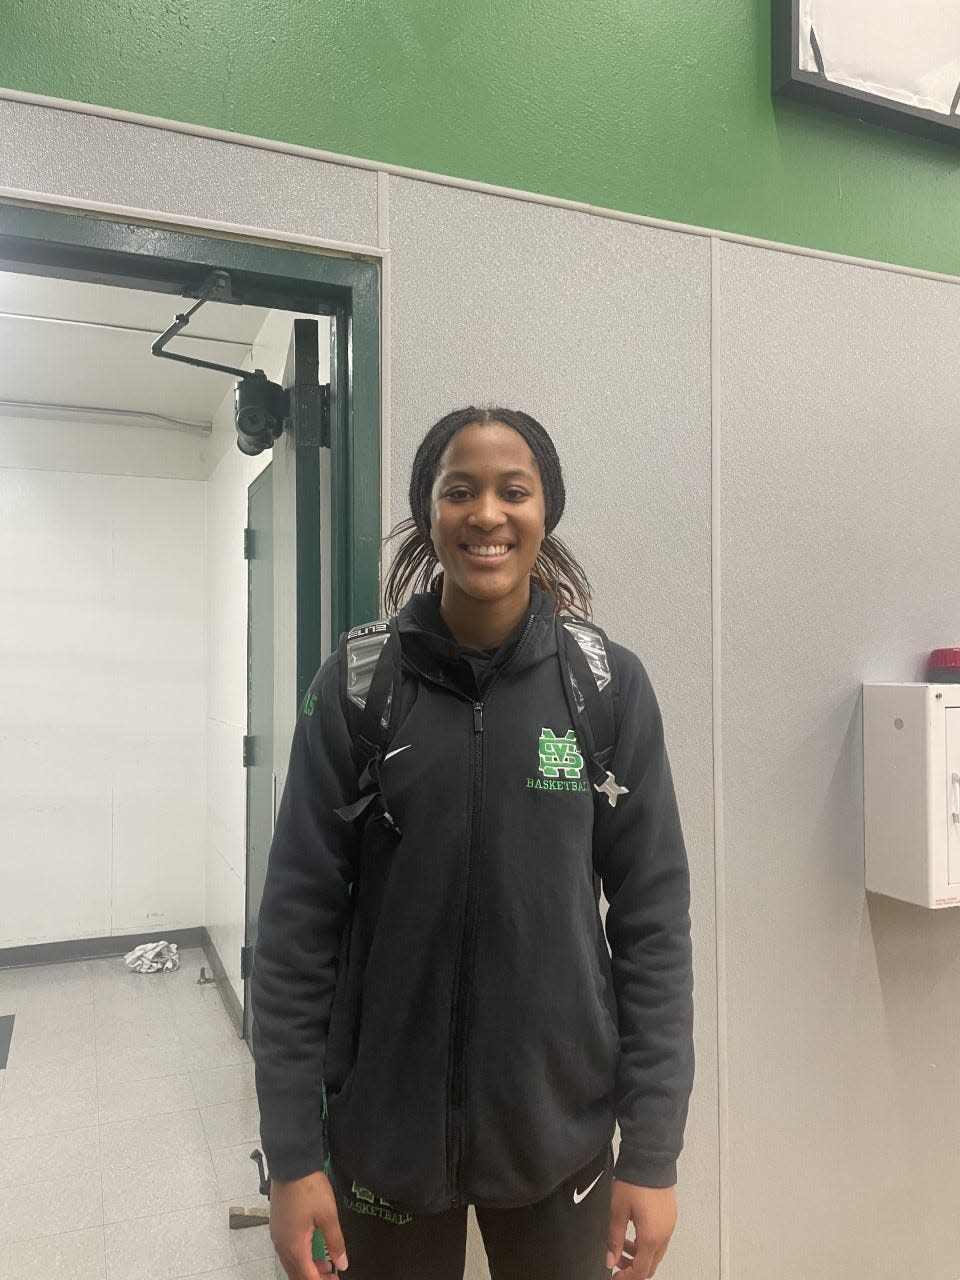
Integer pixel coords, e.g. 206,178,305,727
863,683,960,909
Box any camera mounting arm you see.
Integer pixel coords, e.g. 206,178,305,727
150,269,290,455
150,269,261,381
150,271,327,456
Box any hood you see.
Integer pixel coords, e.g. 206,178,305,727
396,585,560,693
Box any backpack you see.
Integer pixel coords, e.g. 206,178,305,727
334,614,628,899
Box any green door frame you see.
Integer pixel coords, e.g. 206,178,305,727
0,201,382,641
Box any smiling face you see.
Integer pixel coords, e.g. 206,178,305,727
428,421,546,615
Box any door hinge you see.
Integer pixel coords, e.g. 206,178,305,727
287,380,330,448
240,945,253,981
242,734,253,767
286,319,329,448
243,528,253,559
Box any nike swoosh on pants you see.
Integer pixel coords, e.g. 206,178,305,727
572,1170,604,1204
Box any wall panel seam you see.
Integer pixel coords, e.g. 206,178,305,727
0,463,205,481
3,88,960,287
378,171,392,574
710,233,729,1280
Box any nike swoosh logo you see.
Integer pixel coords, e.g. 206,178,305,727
383,743,412,761
572,1171,604,1204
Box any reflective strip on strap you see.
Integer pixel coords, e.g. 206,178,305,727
562,621,611,692
346,623,391,710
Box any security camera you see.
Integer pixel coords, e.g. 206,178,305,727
234,373,288,456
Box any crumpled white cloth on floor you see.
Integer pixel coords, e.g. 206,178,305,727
124,940,180,973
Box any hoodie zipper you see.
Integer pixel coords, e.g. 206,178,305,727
446,612,536,1208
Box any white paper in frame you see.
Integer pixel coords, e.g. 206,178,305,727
797,0,960,118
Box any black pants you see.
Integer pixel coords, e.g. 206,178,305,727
330,1144,613,1280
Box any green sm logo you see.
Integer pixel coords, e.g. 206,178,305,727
538,728,584,780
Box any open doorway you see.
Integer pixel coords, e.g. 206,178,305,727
0,204,380,1042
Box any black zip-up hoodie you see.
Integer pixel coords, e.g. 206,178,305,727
251,587,694,1213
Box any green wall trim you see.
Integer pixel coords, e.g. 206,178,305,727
3,2,960,277
0,202,381,646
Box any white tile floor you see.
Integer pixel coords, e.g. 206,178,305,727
0,947,277,1280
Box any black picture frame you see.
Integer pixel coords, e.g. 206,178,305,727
772,0,960,146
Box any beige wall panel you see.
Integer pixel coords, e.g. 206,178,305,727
388,176,716,1280
718,240,960,1280
0,97,379,245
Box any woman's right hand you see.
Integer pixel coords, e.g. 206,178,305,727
270,1170,349,1277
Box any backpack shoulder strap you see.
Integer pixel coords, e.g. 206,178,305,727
340,620,390,712
336,617,404,835
340,618,402,752
555,615,628,810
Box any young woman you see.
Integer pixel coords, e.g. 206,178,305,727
252,406,695,1280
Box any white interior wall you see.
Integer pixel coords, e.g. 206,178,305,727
0,281,328,1027
0,411,210,480
0,416,207,946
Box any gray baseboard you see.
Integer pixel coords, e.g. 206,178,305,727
0,926,248,1049
0,927,206,970
198,926,245,1040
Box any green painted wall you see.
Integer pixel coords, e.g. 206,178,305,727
3,0,958,275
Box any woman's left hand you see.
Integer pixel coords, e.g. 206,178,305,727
605,1180,677,1278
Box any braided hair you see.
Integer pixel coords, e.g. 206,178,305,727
382,406,592,618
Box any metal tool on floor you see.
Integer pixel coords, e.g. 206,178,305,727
227,1151,270,1229
227,1150,270,1230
